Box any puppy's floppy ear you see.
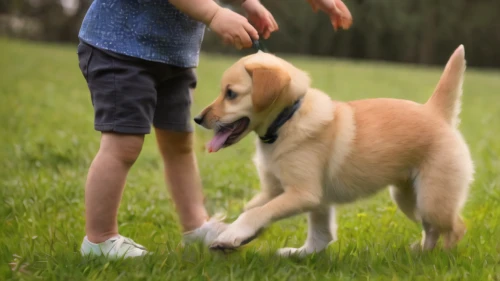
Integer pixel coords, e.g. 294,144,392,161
245,62,291,112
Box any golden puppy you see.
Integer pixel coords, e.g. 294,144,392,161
194,45,474,256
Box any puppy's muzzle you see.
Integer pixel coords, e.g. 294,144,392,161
193,114,204,125
194,105,213,127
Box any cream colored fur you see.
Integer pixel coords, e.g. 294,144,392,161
195,45,474,256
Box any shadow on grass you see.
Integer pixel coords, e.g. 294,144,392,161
6,237,486,281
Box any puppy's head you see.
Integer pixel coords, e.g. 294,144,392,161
195,51,310,152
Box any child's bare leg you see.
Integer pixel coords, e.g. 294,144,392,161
155,129,208,232
85,132,144,243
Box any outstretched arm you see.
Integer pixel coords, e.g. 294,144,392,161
169,0,259,49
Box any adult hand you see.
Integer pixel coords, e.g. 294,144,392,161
306,0,353,30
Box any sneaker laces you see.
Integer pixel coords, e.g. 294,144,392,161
112,236,146,252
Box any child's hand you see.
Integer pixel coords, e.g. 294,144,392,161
209,7,259,50
241,0,278,39
306,0,352,30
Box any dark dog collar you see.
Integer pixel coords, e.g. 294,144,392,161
252,39,268,52
252,40,300,144
259,98,303,144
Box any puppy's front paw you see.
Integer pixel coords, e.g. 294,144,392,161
276,247,309,257
410,241,424,252
209,224,260,250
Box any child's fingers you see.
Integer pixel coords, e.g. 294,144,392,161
266,13,278,31
272,16,279,31
263,27,271,39
223,35,234,47
333,0,352,29
330,16,338,31
341,17,352,29
238,27,253,48
263,14,278,35
243,21,259,40
268,15,279,37
329,13,351,30
334,0,352,18
255,21,265,35
234,37,243,50
260,19,270,39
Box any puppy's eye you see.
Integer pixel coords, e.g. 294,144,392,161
225,89,237,100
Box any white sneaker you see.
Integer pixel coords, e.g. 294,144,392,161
80,235,147,259
183,214,229,246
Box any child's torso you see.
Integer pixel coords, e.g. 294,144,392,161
78,0,206,67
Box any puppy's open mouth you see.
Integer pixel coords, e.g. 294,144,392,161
207,117,250,153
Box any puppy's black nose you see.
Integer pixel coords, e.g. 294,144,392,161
194,115,204,125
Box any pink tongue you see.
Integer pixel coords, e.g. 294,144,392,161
207,129,234,153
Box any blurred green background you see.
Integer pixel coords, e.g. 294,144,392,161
1,0,499,67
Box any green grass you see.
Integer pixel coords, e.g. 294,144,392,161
1,37,500,281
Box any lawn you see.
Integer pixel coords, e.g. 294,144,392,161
1,38,499,281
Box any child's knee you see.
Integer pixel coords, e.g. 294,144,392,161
156,130,194,156
100,133,145,165
172,133,194,154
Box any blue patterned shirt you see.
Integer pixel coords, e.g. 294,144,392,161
79,0,206,67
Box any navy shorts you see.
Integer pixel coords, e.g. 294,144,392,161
77,41,196,134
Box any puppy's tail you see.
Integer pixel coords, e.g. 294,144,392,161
425,45,466,128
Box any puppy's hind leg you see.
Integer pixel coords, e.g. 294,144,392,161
420,221,440,251
415,152,472,251
389,182,435,250
442,215,466,250
390,182,418,222
277,206,337,257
